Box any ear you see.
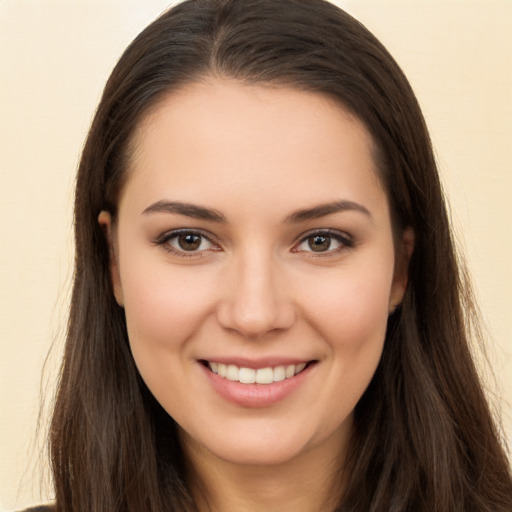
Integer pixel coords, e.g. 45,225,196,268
98,210,124,307
389,226,414,314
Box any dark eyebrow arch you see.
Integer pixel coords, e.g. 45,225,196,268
284,200,372,223
141,200,227,223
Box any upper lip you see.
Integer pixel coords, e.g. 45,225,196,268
199,357,314,369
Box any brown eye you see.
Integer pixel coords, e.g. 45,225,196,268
177,233,202,251
295,230,353,255
157,230,217,254
308,235,331,252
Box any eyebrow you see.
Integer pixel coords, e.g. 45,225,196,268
284,200,372,223
141,199,372,224
141,200,227,223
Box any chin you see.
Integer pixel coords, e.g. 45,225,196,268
207,438,310,467
179,415,347,469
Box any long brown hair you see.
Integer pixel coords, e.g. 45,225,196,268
50,0,512,510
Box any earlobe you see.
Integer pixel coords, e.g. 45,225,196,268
98,210,124,307
389,226,415,313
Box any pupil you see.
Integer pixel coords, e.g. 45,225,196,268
309,235,331,252
178,233,201,251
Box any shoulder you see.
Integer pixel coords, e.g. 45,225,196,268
18,506,54,512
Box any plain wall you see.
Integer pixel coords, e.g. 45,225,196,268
1,1,511,509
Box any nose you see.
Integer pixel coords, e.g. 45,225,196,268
216,250,297,339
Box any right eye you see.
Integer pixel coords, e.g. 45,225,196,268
154,229,219,256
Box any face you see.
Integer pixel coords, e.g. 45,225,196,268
101,79,411,470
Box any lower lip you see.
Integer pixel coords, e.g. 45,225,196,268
200,363,315,408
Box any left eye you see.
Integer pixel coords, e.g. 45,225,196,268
160,231,216,253
295,232,351,253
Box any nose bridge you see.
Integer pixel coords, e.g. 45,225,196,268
217,245,295,338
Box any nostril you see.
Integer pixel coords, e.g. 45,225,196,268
215,287,297,338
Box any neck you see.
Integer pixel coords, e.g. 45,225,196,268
181,428,349,512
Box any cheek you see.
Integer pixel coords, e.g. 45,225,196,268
120,253,214,340
300,257,394,399
303,261,394,345
117,252,219,392
298,263,392,428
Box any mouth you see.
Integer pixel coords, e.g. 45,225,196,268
200,360,314,384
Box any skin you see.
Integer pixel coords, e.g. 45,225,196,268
100,79,413,511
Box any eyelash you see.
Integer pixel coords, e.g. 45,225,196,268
152,229,220,258
152,228,354,257
294,229,354,256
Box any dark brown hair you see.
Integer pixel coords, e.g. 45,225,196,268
50,0,512,510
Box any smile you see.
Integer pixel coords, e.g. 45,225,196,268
206,361,308,384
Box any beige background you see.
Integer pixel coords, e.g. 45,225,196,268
1,0,511,509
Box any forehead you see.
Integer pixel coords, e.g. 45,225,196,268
119,79,386,219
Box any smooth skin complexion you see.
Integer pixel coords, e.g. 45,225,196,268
100,79,413,512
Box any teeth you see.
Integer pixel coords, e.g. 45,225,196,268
207,361,309,384
239,367,256,384
226,364,239,381
273,366,286,382
295,362,306,374
256,367,273,384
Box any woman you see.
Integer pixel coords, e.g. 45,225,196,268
29,0,512,510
